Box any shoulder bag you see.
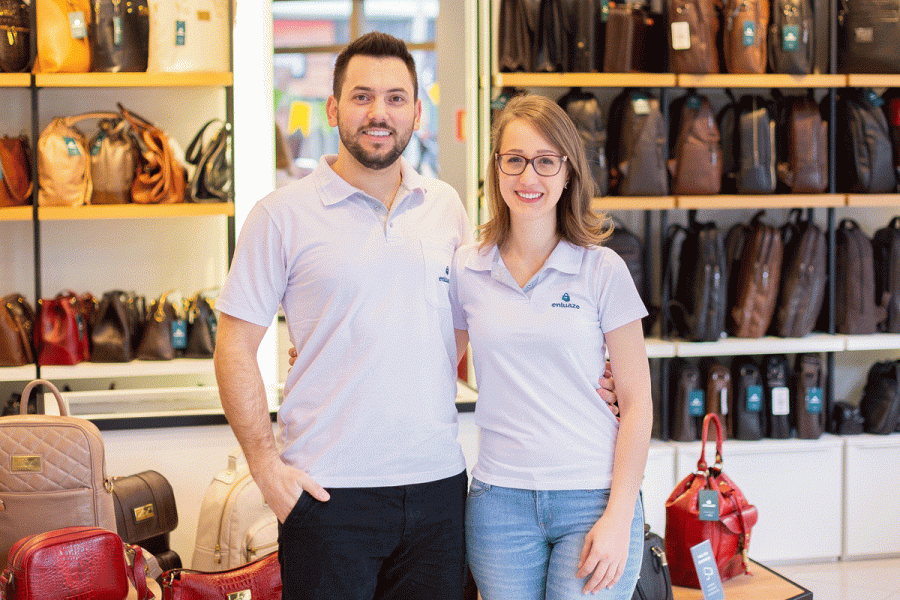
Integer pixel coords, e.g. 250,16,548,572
665,413,758,589
119,104,186,204
35,292,87,365
0,294,34,367
0,136,32,207
163,551,281,600
90,116,138,204
146,0,229,73
33,0,92,73
91,0,149,72
185,119,232,202
0,0,30,73
631,524,672,600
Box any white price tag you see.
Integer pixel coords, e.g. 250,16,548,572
771,387,790,416
671,22,691,50
720,389,728,415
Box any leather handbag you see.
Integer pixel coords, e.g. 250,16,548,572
35,291,87,365
703,359,732,438
558,88,608,197
668,0,721,74
136,291,186,361
665,413,758,589
163,551,281,600
768,0,814,74
33,0,92,73
603,3,652,73
873,216,900,333
119,104,186,204
829,400,865,434
763,354,792,438
91,290,138,362
497,0,538,72
836,88,897,193
90,116,138,204
607,90,669,196
730,357,764,440
0,136,33,208
726,212,784,339
0,294,35,367
532,0,566,72
669,357,703,442
185,290,217,358
835,219,887,334
776,95,828,194
113,470,178,547
568,0,602,72
0,526,129,600
859,360,900,434
839,0,900,73
147,0,230,73
91,0,149,72
0,0,31,73
0,380,117,569
185,119,232,202
774,210,826,338
631,524,672,600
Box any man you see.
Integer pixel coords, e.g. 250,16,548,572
214,32,470,600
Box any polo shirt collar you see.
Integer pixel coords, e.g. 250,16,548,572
315,155,426,207
465,240,585,275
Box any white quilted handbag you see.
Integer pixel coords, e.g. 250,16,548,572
147,0,230,73
0,379,116,569
191,449,277,571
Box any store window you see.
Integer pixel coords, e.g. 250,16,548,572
272,0,439,182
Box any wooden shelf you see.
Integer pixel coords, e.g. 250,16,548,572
494,72,677,88
846,193,900,207
35,72,233,88
846,74,900,87
591,196,676,211
676,73,845,88
0,206,34,221
37,202,234,220
0,73,30,87
677,194,844,209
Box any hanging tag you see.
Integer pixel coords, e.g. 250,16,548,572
671,21,691,50
76,313,86,338
207,312,218,335
171,320,187,349
782,25,799,51
688,389,705,417
867,89,885,108
632,93,650,115
771,386,790,415
601,0,610,22
113,16,123,46
91,133,105,156
698,490,720,521
807,387,823,414
69,11,87,39
691,540,726,600
175,20,187,46
686,95,702,110
719,388,728,415
742,21,755,46
0,160,4,182
746,385,762,412
63,137,81,157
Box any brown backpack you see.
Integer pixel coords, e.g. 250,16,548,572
668,94,722,195
835,219,887,334
726,212,784,338
668,0,721,73
777,95,828,193
724,0,769,73
608,90,669,196
774,210,827,338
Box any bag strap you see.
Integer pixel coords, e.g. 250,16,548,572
184,119,224,165
62,112,121,128
698,413,723,472
20,379,69,416
125,545,153,600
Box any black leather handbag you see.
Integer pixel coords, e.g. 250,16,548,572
186,120,233,202
0,0,30,73
91,0,149,72
632,524,672,600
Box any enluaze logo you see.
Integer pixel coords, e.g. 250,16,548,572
552,292,579,309
439,266,449,284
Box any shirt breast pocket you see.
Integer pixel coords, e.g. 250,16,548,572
421,239,453,309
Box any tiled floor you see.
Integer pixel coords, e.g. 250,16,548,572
774,557,900,600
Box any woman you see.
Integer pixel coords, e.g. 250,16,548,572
451,94,652,600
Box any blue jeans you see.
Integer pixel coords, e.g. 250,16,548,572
466,479,644,600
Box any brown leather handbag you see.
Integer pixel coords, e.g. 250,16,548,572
33,0,92,73
185,291,217,358
90,116,138,204
112,470,178,547
726,213,784,338
668,0,721,73
0,0,31,73
0,293,35,367
136,291,186,361
119,104,186,204
793,353,825,439
668,94,723,195
0,136,32,207
724,0,769,73
91,0,149,72
91,290,138,362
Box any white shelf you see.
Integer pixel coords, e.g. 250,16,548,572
645,338,677,358
39,358,215,381
674,333,845,357
0,365,40,381
842,333,900,351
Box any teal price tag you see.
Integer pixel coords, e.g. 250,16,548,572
171,320,187,350
63,137,80,157
782,25,799,51
743,21,755,46
807,387,823,414
689,389,705,417
746,385,762,412
175,20,186,46
698,490,720,521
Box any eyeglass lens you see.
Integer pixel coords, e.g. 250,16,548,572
497,154,564,177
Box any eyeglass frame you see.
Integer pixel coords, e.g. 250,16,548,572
495,153,568,177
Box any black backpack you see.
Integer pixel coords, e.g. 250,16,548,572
768,0,815,74
605,223,657,334
669,357,704,441
773,209,827,338
872,216,900,333
763,354,792,439
836,88,897,193
793,353,826,439
663,219,728,342
558,88,608,196
859,360,900,434
731,357,765,440
719,95,778,194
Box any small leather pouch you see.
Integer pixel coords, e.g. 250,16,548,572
113,470,178,545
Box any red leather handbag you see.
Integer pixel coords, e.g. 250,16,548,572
664,413,758,589
162,551,281,600
35,292,85,365
0,526,129,600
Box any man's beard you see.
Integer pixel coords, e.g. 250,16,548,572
339,121,412,170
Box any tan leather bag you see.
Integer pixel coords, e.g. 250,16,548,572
90,117,138,204
0,136,32,207
119,104,186,204
33,0,92,73
37,112,118,206
0,379,116,569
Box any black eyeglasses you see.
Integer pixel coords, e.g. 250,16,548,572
496,153,568,177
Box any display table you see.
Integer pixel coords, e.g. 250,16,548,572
672,561,812,600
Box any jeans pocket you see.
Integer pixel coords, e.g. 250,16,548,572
468,478,492,499
282,491,315,527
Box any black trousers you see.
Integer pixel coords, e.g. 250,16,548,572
278,471,468,600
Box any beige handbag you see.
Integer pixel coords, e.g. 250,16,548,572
37,112,118,207
0,379,116,569
90,117,138,204
33,0,92,73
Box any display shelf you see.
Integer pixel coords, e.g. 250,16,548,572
676,194,844,210
645,338,677,358
675,73,845,88
0,206,34,221
843,433,900,558
845,193,900,207
673,333,845,357
0,365,40,381
0,73,30,87
842,333,900,351
846,74,900,88
591,196,676,211
36,203,234,221
40,358,215,381
34,72,233,88
493,72,677,88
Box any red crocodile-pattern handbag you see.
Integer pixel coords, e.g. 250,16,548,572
162,551,281,600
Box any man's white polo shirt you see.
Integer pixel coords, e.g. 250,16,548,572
217,156,468,488
450,240,647,490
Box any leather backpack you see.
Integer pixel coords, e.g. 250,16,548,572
873,217,900,333
558,88,608,196
724,0,769,73
859,360,900,434
793,353,825,439
773,209,826,337
669,357,704,441
836,88,897,193
532,0,567,72
726,212,784,338
606,223,656,334
838,0,900,73
0,0,31,73
762,354,792,439
835,219,886,334
776,94,827,193
668,94,723,195
498,0,538,72
603,3,653,73
0,135,32,207
668,0,721,73
607,90,669,196
730,357,764,440
768,0,814,74
663,219,728,342
720,95,777,194
568,0,603,72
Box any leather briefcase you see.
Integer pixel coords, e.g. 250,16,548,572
113,470,179,546
0,379,116,569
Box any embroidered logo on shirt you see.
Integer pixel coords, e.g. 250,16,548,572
552,292,580,309
439,266,450,284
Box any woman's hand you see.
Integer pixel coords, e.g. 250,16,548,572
576,511,632,594
598,360,619,417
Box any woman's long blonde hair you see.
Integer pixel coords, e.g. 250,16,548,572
480,94,612,250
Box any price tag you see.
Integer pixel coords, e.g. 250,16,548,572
782,25,799,51
175,20,186,46
0,160,4,182
63,137,80,157
113,16,122,46
686,95,702,110
91,133,105,157
743,21,756,46
771,386,790,416
172,320,187,350
698,490,720,521
867,89,885,107
689,389,705,417
601,0,610,22
719,388,728,415
632,93,650,115
746,385,762,412
671,21,691,50
69,11,87,39
807,387,823,414
691,540,726,600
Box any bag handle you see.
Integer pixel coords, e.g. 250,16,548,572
125,544,153,600
697,413,723,473
184,119,224,165
20,379,69,416
62,112,121,128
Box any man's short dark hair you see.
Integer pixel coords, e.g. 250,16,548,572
332,32,418,101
